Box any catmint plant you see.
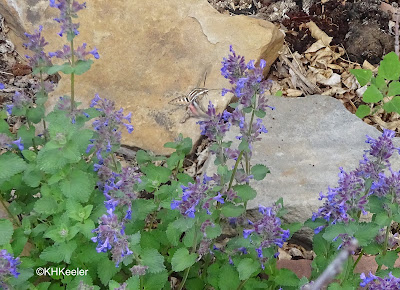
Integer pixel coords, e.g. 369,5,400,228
0,0,304,289
305,128,400,288
0,249,20,289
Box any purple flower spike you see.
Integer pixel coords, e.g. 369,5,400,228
0,249,21,289
91,208,133,266
360,272,400,289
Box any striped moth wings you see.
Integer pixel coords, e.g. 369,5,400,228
168,68,210,123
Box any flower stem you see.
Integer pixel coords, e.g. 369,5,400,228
0,196,20,227
178,223,199,290
236,279,248,290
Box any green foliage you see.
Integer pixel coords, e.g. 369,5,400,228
351,51,400,117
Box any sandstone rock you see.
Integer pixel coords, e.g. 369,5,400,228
1,0,284,154
205,95,400,241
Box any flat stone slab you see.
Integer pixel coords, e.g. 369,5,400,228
206,95,400,226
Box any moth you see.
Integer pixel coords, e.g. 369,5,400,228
168,69,211,123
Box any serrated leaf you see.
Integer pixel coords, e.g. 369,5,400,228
171,248,197,272
17,125,36,148
0,153,27,180
362,84,383,103
11,227,28,256
171,217,195,231
205,224,222,239
166,223,180,246
23,165,42,187
78,220,95,239
142,271,168,290
0,119,11,134
26,106,45,124
131,199,157,221
60,170,94,202
218,264,240,290
0,219,13,246
383,96,400,114
236,258,259,280
21,150,36,162
355,105,371,118
97,258,119,286
70,129,93,153
233,184,257,202
40,241,77,263
136,150,152,165
378,52,400,80
251,164,270,181
274,268,300,286
141,164,171,185
37,148,69,173
221,204,245,217
34,196,58,215
141,248,165,274
350,69,372,86
375,250,398,268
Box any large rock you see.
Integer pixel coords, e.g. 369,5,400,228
1,0,284,154
206,95,400,235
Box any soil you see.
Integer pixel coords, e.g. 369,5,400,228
210,0,397,65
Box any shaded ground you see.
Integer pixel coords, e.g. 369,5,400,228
209,0,396,65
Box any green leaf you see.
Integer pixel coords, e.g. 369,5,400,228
77,220,95,239
34,196,58,215
166,223,180,246
221,204,245,217
350,69,372,86
74,60,93,75
23,165,42,187
274,268,300,286
371,75,387,91
233,184,257,202
383,96,400,114
205,223,222,239
26,106,45,124
171,217,195,231
0,153,27,180
171,248,197,272
238,140,250,152
40,241,77,263
0,219,13,246
142,271,168,290
254,109,266,118
166,152,184,170
36,148,70,174
47,64,69,75
362,84,383,103
236,258,259,280
0,119,10,135
378,52,400,80
11,228,28,256
131,199,157,221
251,164,270,181
60,170,94,202
21,150,37,162
135,150,153,165
355,105,371,118
355,223,380,246
218,264,240,290
388,81,400,96
375,250,398,268
97,258,119,286
70,129,93,153
141,248,166,274
141,164,172,185
17,125,36,148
